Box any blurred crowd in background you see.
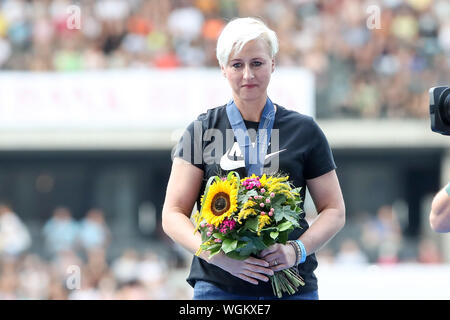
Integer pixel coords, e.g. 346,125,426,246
0,0,449,118
0,200,444,299
314,204,444,266
0,202,192,299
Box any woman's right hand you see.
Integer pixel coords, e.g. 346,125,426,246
208,252,274,285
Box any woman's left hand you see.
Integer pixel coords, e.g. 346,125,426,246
259,243,296,271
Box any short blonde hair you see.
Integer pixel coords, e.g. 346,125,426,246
216,17,279,68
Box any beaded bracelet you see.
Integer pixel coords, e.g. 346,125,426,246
287,240,300,265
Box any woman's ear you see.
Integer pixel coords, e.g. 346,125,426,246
271,58,275,73
221,65,226,77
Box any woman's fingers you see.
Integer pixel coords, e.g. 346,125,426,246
245,256,270,267
263,253,279,265
237,273,259,285
245,257,274,275
229,257,274,284
260,244,285,266
243,262,274,276
243,270,269,283
214,253,279,284
269,263,287,272
259,244,279,258
260,243,297,269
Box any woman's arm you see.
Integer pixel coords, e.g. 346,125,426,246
162,158,274,284
162,158,204,255
300,169,346,255
429,184,450,233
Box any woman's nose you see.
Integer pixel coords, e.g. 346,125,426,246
243,65,255,79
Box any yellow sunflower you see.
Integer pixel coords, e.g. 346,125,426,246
201,179,238,227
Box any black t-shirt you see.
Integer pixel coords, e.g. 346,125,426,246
173,103,337,297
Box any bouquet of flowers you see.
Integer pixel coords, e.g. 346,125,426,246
193,171,305,298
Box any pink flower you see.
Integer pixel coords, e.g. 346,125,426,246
242,177,261,190
265,198,271,204
260,188,266,193
218,217,237,234
270,192,275,198
214,238,222,243
260,203,265,208
261,211,265,216
268,212,273,217
207,231,212,237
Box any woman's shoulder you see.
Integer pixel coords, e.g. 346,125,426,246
275,104,316,125
194,104,228,123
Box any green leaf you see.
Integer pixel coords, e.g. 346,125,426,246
204,243,221,251
237,241,257,257
213,232,224,239
262,234,276,247
278,221,293,232
270,231,279,240
238,189,258,204
260,226,278,232
209,247,221,258
291,187,302,195
201,232,209,242
234,235,268,256
236,241,247,249
237,225,248,234
244,217,259,232
274,205,300,228
271,194,286,208
252,236,268,250
278,230,289,244
222,239,237,253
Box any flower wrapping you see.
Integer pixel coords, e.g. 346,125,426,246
193,171,305,298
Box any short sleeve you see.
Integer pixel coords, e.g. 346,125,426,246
172,118,205,171
303,119,336,180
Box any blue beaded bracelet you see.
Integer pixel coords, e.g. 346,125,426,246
295,239,307,264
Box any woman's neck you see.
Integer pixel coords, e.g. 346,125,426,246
233,95,268,122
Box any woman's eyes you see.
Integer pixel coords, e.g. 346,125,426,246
232,61,263,68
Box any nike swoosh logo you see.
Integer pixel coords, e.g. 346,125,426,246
219,143,286,170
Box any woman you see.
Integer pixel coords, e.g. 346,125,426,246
162,17,345,300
